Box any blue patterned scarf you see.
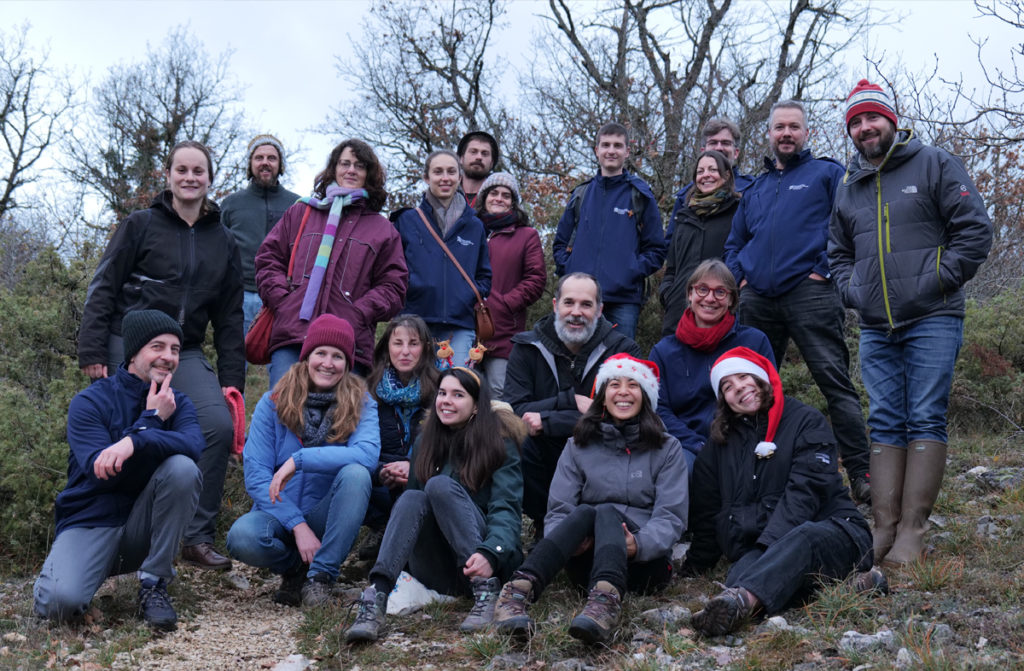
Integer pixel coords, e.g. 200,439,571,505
375,367,423,447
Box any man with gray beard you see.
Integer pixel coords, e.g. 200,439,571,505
504,273,641,537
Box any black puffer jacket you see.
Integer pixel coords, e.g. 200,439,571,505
658,188,740,334
685,398,865,571
504,314,640,456
828,130,992,330
79,191,245,388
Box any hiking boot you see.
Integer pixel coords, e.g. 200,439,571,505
493,578,535,638
300,573,334,608
568,580,621,645
138,578,177,631
850,475,872,506
273,566,306,607
357,529,384,561
460,576,500,633
181,542,232,571
849,567,889,596
345,585,388,644
691,586,756,637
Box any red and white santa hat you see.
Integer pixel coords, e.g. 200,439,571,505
593,353,661,410
710,347,785,454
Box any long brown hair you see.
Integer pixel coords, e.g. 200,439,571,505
366,314,438,402
272,361,367,443
414,368,520,494
709,376,775,444
573,379,665,452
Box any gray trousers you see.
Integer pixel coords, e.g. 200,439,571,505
107,335,233,545
34,455,201,621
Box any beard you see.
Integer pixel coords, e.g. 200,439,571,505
854,125,896,161
554,312,599,347
464,163,490,180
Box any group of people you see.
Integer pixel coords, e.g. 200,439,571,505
34,77,991,644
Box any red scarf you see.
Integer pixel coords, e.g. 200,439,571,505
674,308,735,352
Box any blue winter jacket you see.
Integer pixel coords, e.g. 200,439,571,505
649,320,774,459
56,365,204,534
242,391,380,531
552,172,666,305
392,196,491,330
724,151,844,297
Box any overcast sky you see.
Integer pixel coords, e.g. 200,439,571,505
6,0,1019,199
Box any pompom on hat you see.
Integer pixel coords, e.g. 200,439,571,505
710,347,785,458
845,79,897,132
592,353,661,410
299,314,355,366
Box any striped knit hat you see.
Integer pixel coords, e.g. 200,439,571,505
845,79,897,131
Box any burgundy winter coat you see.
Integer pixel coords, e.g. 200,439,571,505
484,221,546,358
255,201,408,369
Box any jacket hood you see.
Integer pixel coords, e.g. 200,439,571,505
843,129,921,184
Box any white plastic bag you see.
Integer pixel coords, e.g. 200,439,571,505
386,570,456,615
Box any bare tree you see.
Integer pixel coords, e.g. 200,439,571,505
0,25,76,222
529,0,875,206
328,0,511,197
63,26,250,221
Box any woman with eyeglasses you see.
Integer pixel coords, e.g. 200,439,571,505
648,259,774,473
658,150,741,335
255,139,409,388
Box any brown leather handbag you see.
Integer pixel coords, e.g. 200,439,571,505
414,208,494,342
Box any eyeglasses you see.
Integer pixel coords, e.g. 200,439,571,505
338,160,367,172
691,284,729,300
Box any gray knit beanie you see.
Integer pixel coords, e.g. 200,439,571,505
122,310,183,364
477,172,521,207
247,134,286,179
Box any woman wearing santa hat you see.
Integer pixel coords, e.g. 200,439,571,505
492,353,689,646
686,347,883,637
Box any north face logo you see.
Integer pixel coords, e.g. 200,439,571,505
901,185,918,194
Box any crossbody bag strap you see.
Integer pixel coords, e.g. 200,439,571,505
415,207,484,304
285,204,313,284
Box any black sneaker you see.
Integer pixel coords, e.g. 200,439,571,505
273,566,306,607
138,578,177,631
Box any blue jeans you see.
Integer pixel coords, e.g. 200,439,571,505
268,345,301,391
602,302,640,340
428,326,475,368
739,278,870,480
860,316,962,446
242,291,263,336
226,463,371,579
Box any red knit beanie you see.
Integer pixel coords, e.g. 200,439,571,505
845,79,897,131
300,314,355,365
710,347,784,457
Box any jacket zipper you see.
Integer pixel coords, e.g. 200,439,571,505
179,227,196,324
875,172,895,330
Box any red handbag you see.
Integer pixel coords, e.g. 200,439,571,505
244,206,312,364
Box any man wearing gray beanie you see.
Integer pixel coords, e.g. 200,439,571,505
34,309,203,630
221,134,301,334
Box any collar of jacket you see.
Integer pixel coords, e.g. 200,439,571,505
246,180,284,196
762,149,813,174
844,128,917,184
152,190,221,227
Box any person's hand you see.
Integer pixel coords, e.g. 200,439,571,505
622,523,637,559
808,272,826,282
146,374,176,420
574,395,593,414
522,412,543,436
572,536,594,556
463,552,494,578
292,522,321,564
93,436,134,480
82,364,107,380
380,460,410,488
269,457,297,503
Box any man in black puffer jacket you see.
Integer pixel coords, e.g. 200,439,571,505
829,80,992,569
504,273,640,536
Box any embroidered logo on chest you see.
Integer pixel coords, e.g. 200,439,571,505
456,236,474,247
901,185,918,194
630,469,644,480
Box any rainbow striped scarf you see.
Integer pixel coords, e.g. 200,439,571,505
298,185,367,320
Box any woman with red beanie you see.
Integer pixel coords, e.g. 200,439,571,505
687,347,882,637
227,315,380,609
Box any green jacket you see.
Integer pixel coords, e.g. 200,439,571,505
221,181,301,291
408,437,523,580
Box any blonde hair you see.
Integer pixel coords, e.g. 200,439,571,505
273,362,367,442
